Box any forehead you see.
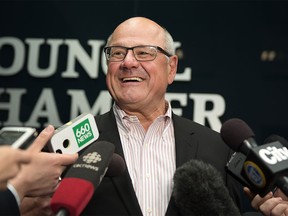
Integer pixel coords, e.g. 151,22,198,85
109,20,165,47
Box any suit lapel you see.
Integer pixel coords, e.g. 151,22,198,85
165,114,199,215
95,110,143,215
95,111,199,216
172,114,199,167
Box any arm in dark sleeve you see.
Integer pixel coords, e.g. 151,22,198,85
0,189,20,216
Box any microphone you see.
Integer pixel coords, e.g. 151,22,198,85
221,118,288,196
105,152,126,177
264,134,288,196
50,140,117,216
264,134,288,147
173,159,241,216
220,118,258,155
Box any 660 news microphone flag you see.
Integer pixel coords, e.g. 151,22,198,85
50,140,115,216
221,118,288,197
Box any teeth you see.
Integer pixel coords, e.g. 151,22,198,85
122,77,143,82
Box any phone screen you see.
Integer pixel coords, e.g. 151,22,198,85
0,131,25,145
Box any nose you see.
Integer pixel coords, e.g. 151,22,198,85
121,50,139,67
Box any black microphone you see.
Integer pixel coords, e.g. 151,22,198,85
105,152,126,177
221,118,288,196
220,118,258,155
264,134,288,147
264,134,288,196
50,140,120,216
173,159,241,216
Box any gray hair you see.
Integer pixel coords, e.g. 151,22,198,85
105,34,112,47
162,27,175,55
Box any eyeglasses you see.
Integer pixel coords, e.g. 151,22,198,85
103,45,172,62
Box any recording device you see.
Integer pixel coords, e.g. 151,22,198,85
50,140,116,216
47,113,99,154
222,118,288,196
0,126,37,149
173,159,241,216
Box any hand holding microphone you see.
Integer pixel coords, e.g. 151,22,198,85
8,125,78,200
50,140,126,216
221,118,288,197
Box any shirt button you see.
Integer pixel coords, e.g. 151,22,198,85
146,208,152,214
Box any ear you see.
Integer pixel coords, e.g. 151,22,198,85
167,55,178,85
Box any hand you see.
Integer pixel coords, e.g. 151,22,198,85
244,187,288,216
8,125,78,200
0,146,31,190
20,196,55,216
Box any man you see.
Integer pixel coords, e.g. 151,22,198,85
81,16,243,215
17,16,288,216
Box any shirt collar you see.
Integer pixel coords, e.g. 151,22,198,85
113,101,172,130
113,101,172,119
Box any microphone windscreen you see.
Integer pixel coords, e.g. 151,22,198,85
220,118,255,151
173,159,240,216
50,178,94,216
105,153,126,177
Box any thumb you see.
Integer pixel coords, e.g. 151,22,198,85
27,125,55,153
56,152,79,166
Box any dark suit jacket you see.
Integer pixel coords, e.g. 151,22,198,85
0,189,20,215
81,109,243,215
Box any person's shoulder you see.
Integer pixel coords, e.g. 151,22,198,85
95,110,114,122
172,113,219,135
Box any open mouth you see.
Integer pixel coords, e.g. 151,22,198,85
122,77,143,82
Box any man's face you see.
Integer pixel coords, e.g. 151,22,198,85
105,19,177,111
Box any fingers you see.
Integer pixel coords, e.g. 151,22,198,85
0,146,31,166
258,197,283,215
15,149,32,164
54,152,79,166
274,188,288,201
243,187,255,200
28,125,54,153
0,147,31,185
20,196,54,216
270,202,288,216
251,192,274,210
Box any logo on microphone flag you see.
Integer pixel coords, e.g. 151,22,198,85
83,152,102,164
73,118,94,147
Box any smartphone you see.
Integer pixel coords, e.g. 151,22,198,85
0,127,38,149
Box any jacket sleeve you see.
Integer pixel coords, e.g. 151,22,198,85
0,189,20,216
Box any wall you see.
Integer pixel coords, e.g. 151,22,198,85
1,0,287,144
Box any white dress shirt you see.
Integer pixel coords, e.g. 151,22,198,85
113,102,176,216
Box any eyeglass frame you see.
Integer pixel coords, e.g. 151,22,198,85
103,45,173,62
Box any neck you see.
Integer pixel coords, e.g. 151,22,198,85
119,101,168,131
